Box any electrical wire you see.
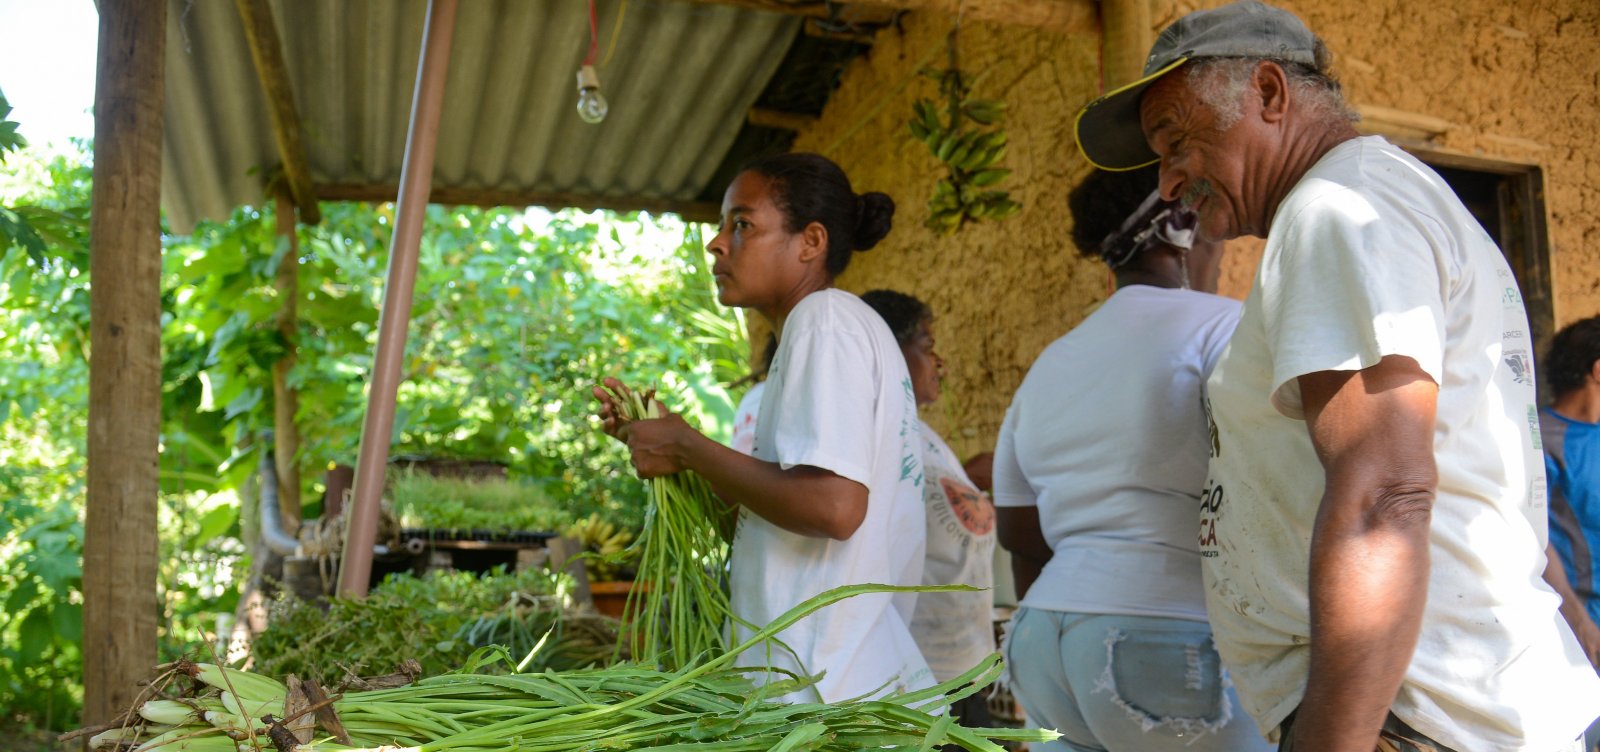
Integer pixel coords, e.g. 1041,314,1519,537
602,0,629,69
584,0,601,66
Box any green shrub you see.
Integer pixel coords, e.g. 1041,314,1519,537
250,567,622,682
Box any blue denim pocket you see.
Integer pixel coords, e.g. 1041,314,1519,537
1102,625,1226,725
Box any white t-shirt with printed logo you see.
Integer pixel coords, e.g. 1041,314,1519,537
909,419,997,682
993,285,1240,622
729,288,933,703
1201,136,1600,749
729,381,765,455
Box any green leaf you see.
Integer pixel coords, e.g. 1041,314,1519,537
18,609,51,666
0,88,27,159
0,207,48,267
191,504,239,549
51,602,83,644
4,578,38,614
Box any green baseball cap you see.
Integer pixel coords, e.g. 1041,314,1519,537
1074,0,1319,171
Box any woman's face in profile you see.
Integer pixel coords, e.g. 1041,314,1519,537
706,171,797,310
902,320,943,407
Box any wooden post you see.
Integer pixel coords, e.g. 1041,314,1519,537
235,0,322,224
272,190,302,534
337,0,459,598
84,0,165,723
1100,0,1151,88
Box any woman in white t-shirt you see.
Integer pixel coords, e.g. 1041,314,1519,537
728,336,775,456
861,288,998,727
593,153,932,703
993,168,1270,751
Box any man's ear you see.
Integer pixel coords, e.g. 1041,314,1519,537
1255,61,1291,124
797,221,830,264
1588,358,1600,386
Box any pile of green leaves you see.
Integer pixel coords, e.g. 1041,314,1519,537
250,567,621,682
79,585,1057,752
386,470,574,534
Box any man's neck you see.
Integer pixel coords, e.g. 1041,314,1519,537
1259,118,1360,235
1552,385,1600,424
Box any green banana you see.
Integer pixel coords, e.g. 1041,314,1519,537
946,131,980,170
970,168,1011,187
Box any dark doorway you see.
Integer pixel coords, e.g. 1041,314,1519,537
1411,150,1554,394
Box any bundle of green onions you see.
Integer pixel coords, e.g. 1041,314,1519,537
71,585,1059,751
602,381,739,670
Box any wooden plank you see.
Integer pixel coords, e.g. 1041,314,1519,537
235,0,322,225
687,0,1096,33
545,536,593,608
1355,103,1456,142
748,107,819,132
272,190,302,535
1100,0,1151,88
84,0,165,724
316,183,723,224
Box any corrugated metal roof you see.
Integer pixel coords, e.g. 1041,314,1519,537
160,0,800,232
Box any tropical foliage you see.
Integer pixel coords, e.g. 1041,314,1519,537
0,138,747,732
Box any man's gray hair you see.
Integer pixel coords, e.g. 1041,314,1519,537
1185,39,1357,128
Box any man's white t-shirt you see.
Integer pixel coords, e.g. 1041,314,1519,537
1202,136,1600,749
993,285,1240,621
909,420,997,682
729,288,933,703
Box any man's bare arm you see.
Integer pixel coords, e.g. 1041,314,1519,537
1289,355,1438,751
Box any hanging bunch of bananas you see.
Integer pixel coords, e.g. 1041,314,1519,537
564,513,636,582
908,60,1021,235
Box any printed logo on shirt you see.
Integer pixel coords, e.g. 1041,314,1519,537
898,378,923,488
936,476,994,536
1204,396,1221,459
1198,396,1223,556
1504,349,1533,386
1198,478,1223,556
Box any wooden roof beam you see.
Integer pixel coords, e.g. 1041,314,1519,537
686,0,1097,34
1101,0,1151,87
235,0,322,225
315,183,723,224
748,107,819,132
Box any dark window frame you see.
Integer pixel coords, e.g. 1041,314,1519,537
1401,145,1555,394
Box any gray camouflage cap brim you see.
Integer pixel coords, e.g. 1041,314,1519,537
1074,0,1318,171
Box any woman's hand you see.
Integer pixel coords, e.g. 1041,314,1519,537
591,377,697,479
591,377,630,441
591,377,655,442
621,411,696,478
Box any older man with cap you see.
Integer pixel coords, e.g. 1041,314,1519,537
1074,2,1600,751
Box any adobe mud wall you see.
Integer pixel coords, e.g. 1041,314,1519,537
793,0,1599,451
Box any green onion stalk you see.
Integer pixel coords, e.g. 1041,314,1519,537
70,584,1060,751
602,381,739,671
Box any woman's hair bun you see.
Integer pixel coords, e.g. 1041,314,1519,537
853,192,895,251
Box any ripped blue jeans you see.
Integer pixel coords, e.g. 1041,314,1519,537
1005,607,1271,752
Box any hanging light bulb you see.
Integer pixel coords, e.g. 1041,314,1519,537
575,64,608,125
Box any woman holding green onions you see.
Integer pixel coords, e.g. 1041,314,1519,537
593,152,933,703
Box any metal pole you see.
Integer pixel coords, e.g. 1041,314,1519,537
338,0,459,597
